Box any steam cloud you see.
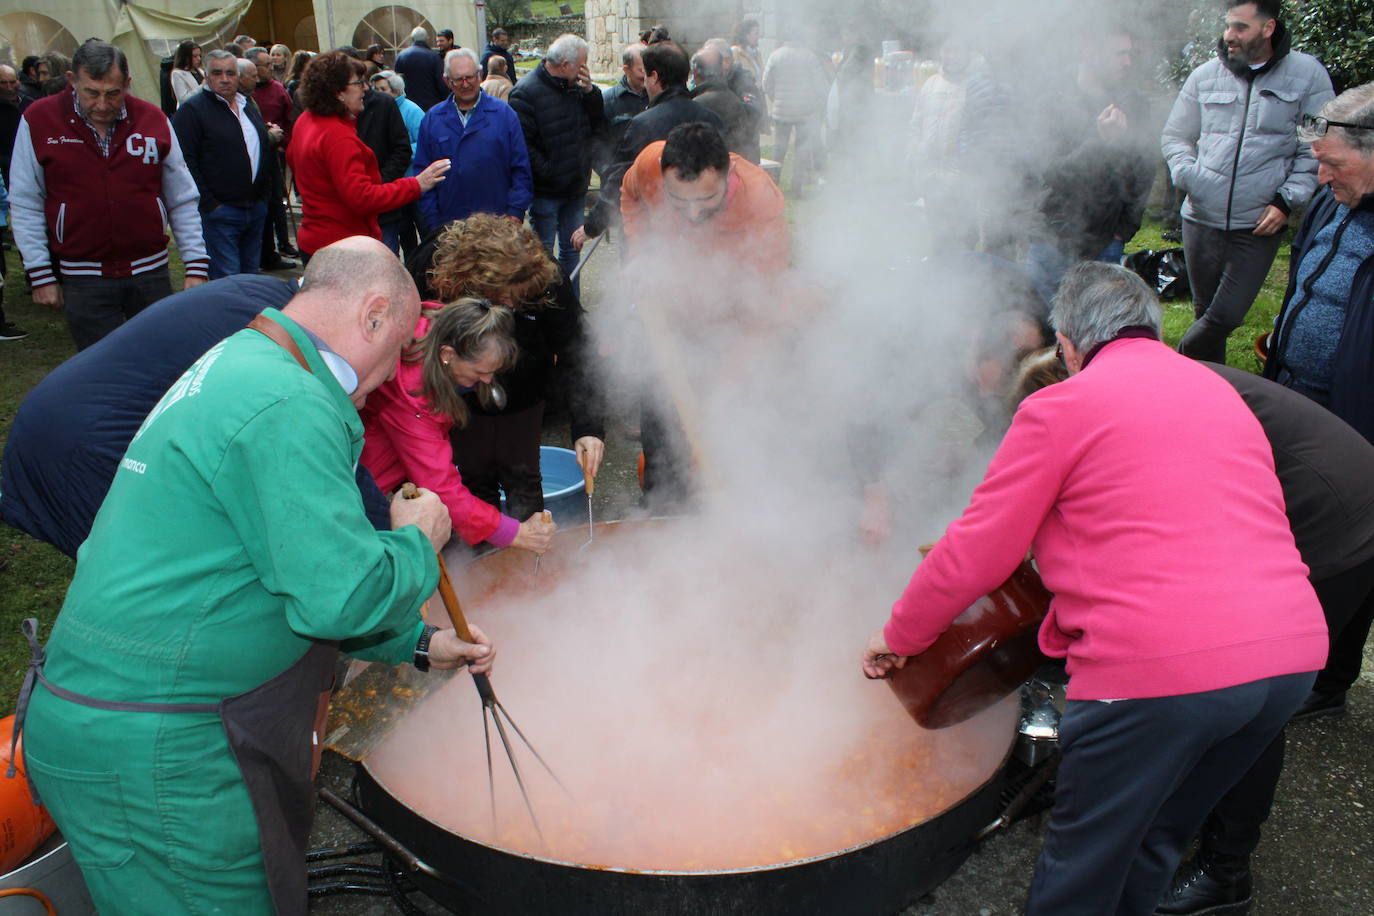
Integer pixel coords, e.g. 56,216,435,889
372,0,1187,871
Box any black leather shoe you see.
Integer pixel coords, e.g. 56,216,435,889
278,243,301,257
261,256,299,271
1156,860,1252,915
1290,688,1346,723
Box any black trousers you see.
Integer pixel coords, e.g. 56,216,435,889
450,403,544,523
639,387,694,515
63,269,172,351
261,152,291,264
1201,553,1374,863
1178,220,1284,364
1025,672,1313,916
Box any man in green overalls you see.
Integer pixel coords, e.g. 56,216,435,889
17,237,494,914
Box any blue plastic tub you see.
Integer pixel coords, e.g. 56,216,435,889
496,446,587,526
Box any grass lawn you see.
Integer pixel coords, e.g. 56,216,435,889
1127,220,1288,372
0,214,1292,715
527,0,585,18
0,248,189,711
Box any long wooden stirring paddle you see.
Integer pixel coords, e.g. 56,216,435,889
400,484,566,839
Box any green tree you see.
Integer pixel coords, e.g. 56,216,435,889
1291,0,1374,93
485,0,533,30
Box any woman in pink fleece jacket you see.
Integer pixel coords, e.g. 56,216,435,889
862,264,1326,916
360,300,556,554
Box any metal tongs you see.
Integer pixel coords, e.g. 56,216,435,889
402,485,566,841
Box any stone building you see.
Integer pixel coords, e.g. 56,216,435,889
583,0,782,75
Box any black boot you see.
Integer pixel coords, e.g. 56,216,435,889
1155,858,1253,915
1289,688,1346,723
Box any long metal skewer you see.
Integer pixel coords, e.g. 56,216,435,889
577,469,595,553
532,509,553,578
584,470,594,545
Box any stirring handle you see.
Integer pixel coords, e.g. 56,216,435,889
435,556,477,643
472,672,498,705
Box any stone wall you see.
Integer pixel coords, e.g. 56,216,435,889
584,0,783,77
506,14,585,52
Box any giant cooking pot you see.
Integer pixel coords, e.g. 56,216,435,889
354,520,1021,915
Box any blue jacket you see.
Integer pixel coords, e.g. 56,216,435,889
1264,187,1374,445
394,42,448,111
396,94,425,156
0,275,393,557
413,92,533,231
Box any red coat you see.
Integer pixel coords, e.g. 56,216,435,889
359,312,519,548
286,110,421,254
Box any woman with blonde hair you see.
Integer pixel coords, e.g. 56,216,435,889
361,299,555,554
269,43,291,81
411,213,605,524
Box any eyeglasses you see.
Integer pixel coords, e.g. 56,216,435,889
447,74,479,84
1300,113,1374,137
346,79,367,88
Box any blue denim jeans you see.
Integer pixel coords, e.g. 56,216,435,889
202,201,267,280
529,194,585,295
1025,240,1128,305
1097,238,1126,264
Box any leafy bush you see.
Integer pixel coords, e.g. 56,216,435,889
1291,0,1374,93
486,0,534,29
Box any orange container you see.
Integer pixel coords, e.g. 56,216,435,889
0,715,57,874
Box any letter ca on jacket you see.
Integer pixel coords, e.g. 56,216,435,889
126,133,161,164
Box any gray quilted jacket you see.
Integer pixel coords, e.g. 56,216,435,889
1161,26,1333,231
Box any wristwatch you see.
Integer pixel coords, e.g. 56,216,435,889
413,624,440,672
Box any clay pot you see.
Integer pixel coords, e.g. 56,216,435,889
887,553,1052,729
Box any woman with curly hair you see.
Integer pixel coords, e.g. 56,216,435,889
360,299,557,554
286,49,313,97
286,49,449,256
408,213,606,523
170,40,203,107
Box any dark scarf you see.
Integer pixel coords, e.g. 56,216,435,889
1081,326,1160,369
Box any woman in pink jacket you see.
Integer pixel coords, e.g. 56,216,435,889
862,263,1326,916
360,300,555,554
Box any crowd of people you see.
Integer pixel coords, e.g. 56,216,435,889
1,2,1373,915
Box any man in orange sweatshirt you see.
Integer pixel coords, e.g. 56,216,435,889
615,122,789,511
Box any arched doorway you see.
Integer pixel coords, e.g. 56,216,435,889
353,5,433,64
0,12,78,69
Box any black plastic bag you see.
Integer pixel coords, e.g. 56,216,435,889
1124,247,1190,300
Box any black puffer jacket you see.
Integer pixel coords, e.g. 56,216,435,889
583,86,724,236
406,229,606,443
508,62,607,199
355,89,414,226
691,78,761,163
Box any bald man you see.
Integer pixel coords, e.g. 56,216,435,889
17,238,494,915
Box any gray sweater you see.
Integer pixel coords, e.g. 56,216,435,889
1161,32,1332,231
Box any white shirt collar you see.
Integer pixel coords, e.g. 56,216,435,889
298,326,360,396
